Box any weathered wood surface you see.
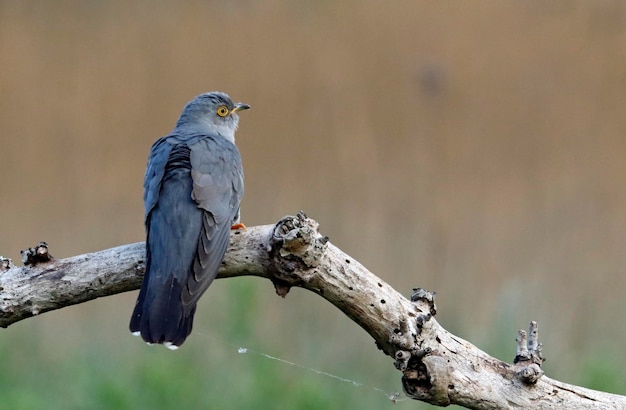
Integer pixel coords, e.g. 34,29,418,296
1,213,624,409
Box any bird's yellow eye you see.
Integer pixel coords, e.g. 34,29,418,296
216,106,229,117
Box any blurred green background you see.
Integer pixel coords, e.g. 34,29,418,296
1,1,625,408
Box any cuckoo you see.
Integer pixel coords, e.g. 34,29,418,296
130,92,249,349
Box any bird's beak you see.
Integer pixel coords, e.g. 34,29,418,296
231,103,251,113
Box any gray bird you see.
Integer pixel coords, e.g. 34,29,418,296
130,91,249,349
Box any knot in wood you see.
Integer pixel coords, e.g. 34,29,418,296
134,260,146,275
394,347,433,373
402,353,452,406
389,318,417,351
411,288,437,317
268,212,329,296
410,288,436,333
270,212,328,272
394,350,411,371
516,363,544,385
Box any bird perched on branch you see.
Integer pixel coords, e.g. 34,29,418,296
130,92,249,349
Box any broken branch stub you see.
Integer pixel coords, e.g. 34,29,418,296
268,211,329,297
20,242,53,266
0,257,14,272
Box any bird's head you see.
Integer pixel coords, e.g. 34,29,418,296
175,91,250,142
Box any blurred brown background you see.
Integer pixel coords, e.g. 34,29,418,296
1,1,625,407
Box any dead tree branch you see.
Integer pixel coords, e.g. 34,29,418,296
1,213,624,409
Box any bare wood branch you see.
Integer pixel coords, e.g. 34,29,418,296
1,213,624,409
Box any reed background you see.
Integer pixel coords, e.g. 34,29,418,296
1,1,625,408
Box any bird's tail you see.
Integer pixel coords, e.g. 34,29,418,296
130,216,200,350
129,275,197,349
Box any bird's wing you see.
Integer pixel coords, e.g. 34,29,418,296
132,136,201,342
182,136,244,308
143,137,174,221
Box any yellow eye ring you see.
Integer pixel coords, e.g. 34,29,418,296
216,106,229,117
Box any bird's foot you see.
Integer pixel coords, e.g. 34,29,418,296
231,223,247,230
